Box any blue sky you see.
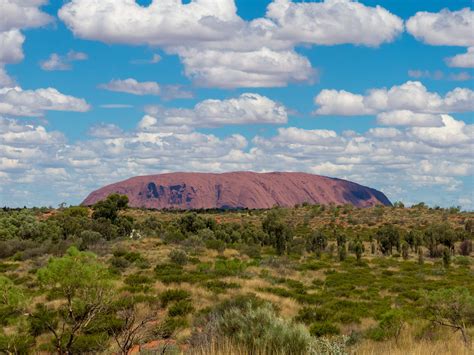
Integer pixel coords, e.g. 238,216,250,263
0,0,473,208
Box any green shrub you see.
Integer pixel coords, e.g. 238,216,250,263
205,239,226,252
205,280,241,294
168,299,194,317
159,289,191,308
156,317,188,338
295,307,330,325
194,301,315,354
123,273,153,292
366,310,404,341
309,322,340,337
169,249,188,266
213,259,246,276
71,332,109,353
109,256,130,272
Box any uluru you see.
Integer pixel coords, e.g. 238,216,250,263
82,172,391,209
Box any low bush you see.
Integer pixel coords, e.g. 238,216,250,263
295,307,330,325
205,280,241,294
159,289,191,308
309,321,340,337
192,301,316,354
169,249,188,266
168,299,194,317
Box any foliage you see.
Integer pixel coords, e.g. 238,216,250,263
423,287,474,345
35,247,113,354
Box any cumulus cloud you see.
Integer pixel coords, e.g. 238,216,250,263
407,8,474,70
0,1,51,79
87,123,125,138
99,78,161,96
314,81,474,126
141,93,288,129
0,67,14,87
377,110,443,127
99,78,193,100
58,0,403,88
446,47,474,68
314,90,374,116
406,8,474,47
266,0,403,47
0,0,52,32
0,87,90,117
40,50,88,71
409,115,471,147
0,30,25,65
179,47,315,88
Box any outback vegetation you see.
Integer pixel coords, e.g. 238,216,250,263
0,195,472,354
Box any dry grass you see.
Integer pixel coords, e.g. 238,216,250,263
353,327,473,355
186,338,291,355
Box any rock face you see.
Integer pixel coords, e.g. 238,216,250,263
82,172,391,209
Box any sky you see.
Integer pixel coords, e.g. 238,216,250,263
0,0,473,209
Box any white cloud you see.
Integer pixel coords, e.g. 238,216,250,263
266,0,403,47
408,69,444,80
410,114,471,147
99,78,161,96
368,127,401,139
314,89,373,115
131,53,162,64
407,8,474,72
40,50,88,71
0,67,14,87
0,0,52,32
87,123,125,138
142,93,288,129
408,69,472,82
0,87,90,117
314,81,474,124
179,47,315,88
310,162,354,176
0,30,25,64
0,1,52,90
99,78,194,100
446,47,474,68
58,0,403,88
406,8,474,47
377,110,443,127
100,104,133,109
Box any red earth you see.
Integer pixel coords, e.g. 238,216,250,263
82,171,391,209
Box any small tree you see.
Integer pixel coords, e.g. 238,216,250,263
353,239,364,262
109,296,158,355
376,225,400,255
92,194,129,222
338,245,346,262
418,248,424,265
459,240,472,256
401,242,409,260
34,247,113,354
423,288,474,345
442,247,451,268
169,249,188,266
306,230,328,257
262,211,292,255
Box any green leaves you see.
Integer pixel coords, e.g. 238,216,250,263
423,287,474,344
37,247,111,299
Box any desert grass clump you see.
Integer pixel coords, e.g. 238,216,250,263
193,301,318,354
